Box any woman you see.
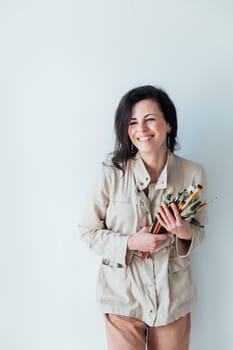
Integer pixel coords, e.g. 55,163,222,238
79,85,207,350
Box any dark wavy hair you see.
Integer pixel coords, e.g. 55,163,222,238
111,85,178,171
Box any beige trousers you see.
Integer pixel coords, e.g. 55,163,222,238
104,313,191,350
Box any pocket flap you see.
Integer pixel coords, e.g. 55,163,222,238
168,257,190,273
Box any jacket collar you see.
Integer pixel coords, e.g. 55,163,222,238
130,151,174,191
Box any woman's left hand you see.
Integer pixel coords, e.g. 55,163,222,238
156,202,193,241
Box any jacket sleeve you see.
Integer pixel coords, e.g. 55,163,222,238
176,164,208,257
79,164,131,266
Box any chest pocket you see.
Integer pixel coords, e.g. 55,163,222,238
105,195,145,234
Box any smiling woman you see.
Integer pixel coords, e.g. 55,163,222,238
79,85,207,350
128,99,171,152
128,99,171,182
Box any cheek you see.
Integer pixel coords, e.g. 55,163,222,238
128,127,134,140
156,123,170,135
153,128,169,144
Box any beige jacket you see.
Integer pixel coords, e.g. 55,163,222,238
79,152,207,326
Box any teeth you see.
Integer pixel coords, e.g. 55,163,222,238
138,136,152,141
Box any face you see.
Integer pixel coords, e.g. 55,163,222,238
128,99,171,156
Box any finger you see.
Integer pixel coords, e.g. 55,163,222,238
139,226,151,234
161,202,177,222
149,234,168,253
154,233,168,241
170,203,183,222
156,212,168,228
157,204,173,225
156,205,168,223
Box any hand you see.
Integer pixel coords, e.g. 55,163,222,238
127,226,168,252
156,202,192,240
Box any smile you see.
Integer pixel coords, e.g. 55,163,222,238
137,136,153,141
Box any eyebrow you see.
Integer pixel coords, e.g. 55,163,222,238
130,113,156,120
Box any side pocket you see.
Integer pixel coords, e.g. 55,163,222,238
97,262,131,305
168,257,196,309
168,256,190,273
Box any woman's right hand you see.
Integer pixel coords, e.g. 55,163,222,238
127,226,168,252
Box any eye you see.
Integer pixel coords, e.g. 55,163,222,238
128,120,137,126
146,117,156,122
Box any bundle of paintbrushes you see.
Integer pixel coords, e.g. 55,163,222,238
140,184,208,260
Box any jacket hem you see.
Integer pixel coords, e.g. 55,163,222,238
98,296,196,327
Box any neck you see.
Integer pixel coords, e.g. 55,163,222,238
139,147,168,182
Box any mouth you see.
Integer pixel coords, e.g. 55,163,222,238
137,135,154,141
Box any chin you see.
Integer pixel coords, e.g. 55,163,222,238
138,148,155,155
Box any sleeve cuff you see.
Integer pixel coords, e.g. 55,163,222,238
176,223,205,257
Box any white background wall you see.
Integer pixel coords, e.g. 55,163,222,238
0,1,232,349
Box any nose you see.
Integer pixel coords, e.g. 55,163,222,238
137,120,148,132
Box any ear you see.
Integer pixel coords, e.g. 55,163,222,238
167,124,172,133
